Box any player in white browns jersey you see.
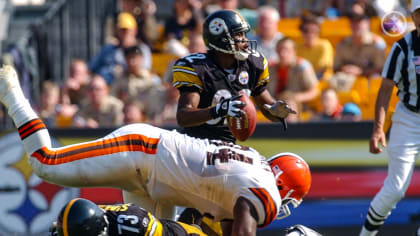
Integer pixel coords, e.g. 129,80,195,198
0,65,311,235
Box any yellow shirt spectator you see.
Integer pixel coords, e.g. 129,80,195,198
297,14,334,80
296,38,334,80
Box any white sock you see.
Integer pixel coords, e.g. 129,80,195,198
7,98,38,128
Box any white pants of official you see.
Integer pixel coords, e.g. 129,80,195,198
370,102,420,217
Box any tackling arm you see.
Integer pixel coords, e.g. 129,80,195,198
221,197,257,236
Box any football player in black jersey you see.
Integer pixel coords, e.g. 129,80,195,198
173,9,296,143
49,198,207,236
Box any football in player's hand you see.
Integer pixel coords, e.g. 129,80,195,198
227,93,257,141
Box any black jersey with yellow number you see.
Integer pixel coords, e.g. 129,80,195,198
172,52,269,142
98,204,203,236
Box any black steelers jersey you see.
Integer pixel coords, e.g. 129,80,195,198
98,204,203,236
173,52,269,142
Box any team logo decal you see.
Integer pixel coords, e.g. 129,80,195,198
228,74,236,81
238,71,249,85
0,132,79,234
209,18,225,35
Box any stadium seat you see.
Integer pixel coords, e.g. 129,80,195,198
359,77,382,120
337,89,361,105
370,17,382,35
277,18,300,38
320,17,351,35
352,77,369,105
306,80,329,113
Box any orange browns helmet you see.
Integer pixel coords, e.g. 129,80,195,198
267,152,311,219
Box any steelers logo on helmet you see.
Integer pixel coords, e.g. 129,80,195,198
209,18,225,35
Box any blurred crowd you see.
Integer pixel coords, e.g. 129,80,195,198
11,0,414,128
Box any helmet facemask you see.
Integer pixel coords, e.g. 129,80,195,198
277,190,302,219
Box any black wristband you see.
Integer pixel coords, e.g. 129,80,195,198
210,106,219,119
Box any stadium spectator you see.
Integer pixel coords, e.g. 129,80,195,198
248,5,283,65
296,15,334,80
187,31,207,53
333,12,386,77
119,0,159,47
269,37,319,108
111,45,166,122
123,99,146,124
35,81,60,127
36,80,78,128
279,0,334,18
157,85,180,125
313,88,343,121
89,12,152,85
341,102,362,121
74,74,124,128
165,30,206,57
350,0,378,17
60,59,90,106
204,0,258,29
173,10,296,143
164,0,203,44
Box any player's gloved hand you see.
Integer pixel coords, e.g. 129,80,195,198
210,94,245,118
285,224,322,236
48,221,58,236
264,100,296,131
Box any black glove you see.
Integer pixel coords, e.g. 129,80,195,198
210,94,245,118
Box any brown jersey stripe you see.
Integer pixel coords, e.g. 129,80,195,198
18,118,42,133
19,121,46,140
31,134,159,165
249,187,277,228
249,188,272,227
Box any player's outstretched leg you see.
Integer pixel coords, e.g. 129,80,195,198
0,65,155,191
0,65,52,154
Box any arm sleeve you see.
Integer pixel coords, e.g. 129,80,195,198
172,59,203,91
239,187,278,228
252,57,270,96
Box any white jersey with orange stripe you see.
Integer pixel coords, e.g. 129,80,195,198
153,130,281,227
19,119,280,228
